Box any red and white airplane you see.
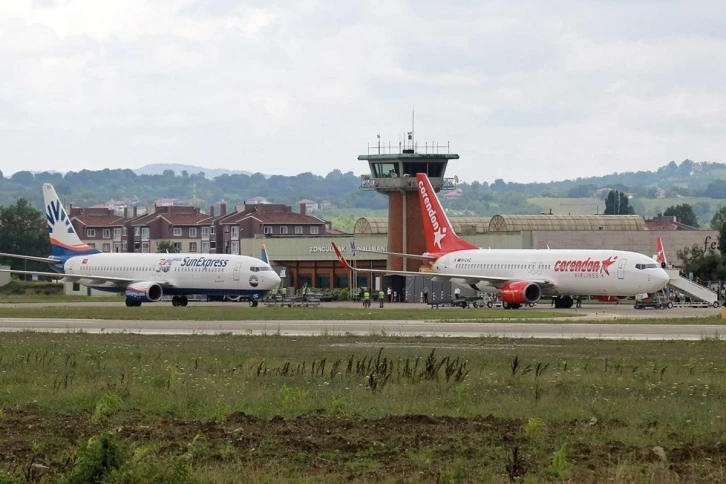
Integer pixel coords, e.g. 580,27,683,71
332,173,670,309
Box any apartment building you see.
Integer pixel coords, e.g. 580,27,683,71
129,205,216,253
69,207,129,253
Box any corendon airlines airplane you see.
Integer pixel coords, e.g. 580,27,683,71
332,173,670,309
0,184,280,307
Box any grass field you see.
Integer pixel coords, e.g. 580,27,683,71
0,305,578,321
1,333,726,482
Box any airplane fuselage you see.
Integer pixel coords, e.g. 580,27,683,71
63,252,279,298
433,249,669,296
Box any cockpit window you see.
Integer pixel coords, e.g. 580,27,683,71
635,263,659,270
250,266,274,272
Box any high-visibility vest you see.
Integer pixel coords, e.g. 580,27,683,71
379,291,384,299
281,287,287,296
363,291,370,300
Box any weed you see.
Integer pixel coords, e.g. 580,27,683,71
524,418,544,439
551,444,568,479
505,446,527,482
454,382,467,404
64,433,125,484
329,395,347,416
92,392,122,424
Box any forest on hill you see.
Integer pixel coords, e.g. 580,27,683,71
2,159,726,231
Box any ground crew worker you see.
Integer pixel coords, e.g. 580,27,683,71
281,286,287,299
363,290,371,308
379,289,385,308
454,287,461,299
423,286,428,304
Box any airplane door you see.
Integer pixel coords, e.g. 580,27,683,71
617,259,627,280
233,263,242,281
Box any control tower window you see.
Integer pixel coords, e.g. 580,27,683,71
403,162,444,178
371,163,399,178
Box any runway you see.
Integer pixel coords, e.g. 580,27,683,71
0,317,724,340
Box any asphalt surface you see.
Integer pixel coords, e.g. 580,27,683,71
0,317,724,340
0,300,722,339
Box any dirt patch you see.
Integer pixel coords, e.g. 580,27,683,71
0,409,723,482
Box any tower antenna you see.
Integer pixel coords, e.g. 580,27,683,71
411,108,415,151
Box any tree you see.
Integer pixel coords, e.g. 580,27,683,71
664,204,699,228
711,207,726,230
156,240,180,253
0,199,49,271
604,190,635,215
704,180,726,199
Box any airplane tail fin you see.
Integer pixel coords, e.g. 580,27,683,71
415,173,477,254
331,242,355,271
655,236,667,267
42,183,99,259
260,242,270,264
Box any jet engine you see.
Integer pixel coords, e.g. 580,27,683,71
500,281,541,305
125,282,163,303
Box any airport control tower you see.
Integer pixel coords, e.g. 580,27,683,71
359,132,458,273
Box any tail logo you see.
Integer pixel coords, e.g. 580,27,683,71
600,256,618,276
419,181,447,249
46,200,75,235
434,227,447,250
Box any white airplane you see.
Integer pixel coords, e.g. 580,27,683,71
0,184,280,307
332,173,670,309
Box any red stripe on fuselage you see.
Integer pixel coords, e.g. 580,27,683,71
50,237,95,251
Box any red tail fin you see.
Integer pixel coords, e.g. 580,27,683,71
331,242,354,271
656,236,667,266
415,173,477,253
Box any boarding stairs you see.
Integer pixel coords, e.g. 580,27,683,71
665,269,721,308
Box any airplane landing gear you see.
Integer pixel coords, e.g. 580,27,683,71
553,296,574,309
249,300,258,307
125,298,141,307
172,296,189,307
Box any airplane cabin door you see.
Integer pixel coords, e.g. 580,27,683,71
233,263,242,281
617,259,627,280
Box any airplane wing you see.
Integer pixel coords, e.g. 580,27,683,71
0,252,61,264
0,269,176,287
331,243,553,287
350,248,436,261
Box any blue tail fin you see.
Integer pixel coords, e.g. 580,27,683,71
260,242,270,264
43,183,100,260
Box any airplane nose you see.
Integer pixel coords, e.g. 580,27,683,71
655,268,670,289
269,271,281,288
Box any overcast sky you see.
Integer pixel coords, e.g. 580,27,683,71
1,0,724,183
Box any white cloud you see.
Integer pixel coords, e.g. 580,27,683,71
0,0,725,183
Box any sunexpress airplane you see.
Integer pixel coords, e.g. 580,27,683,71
0,184,280,307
